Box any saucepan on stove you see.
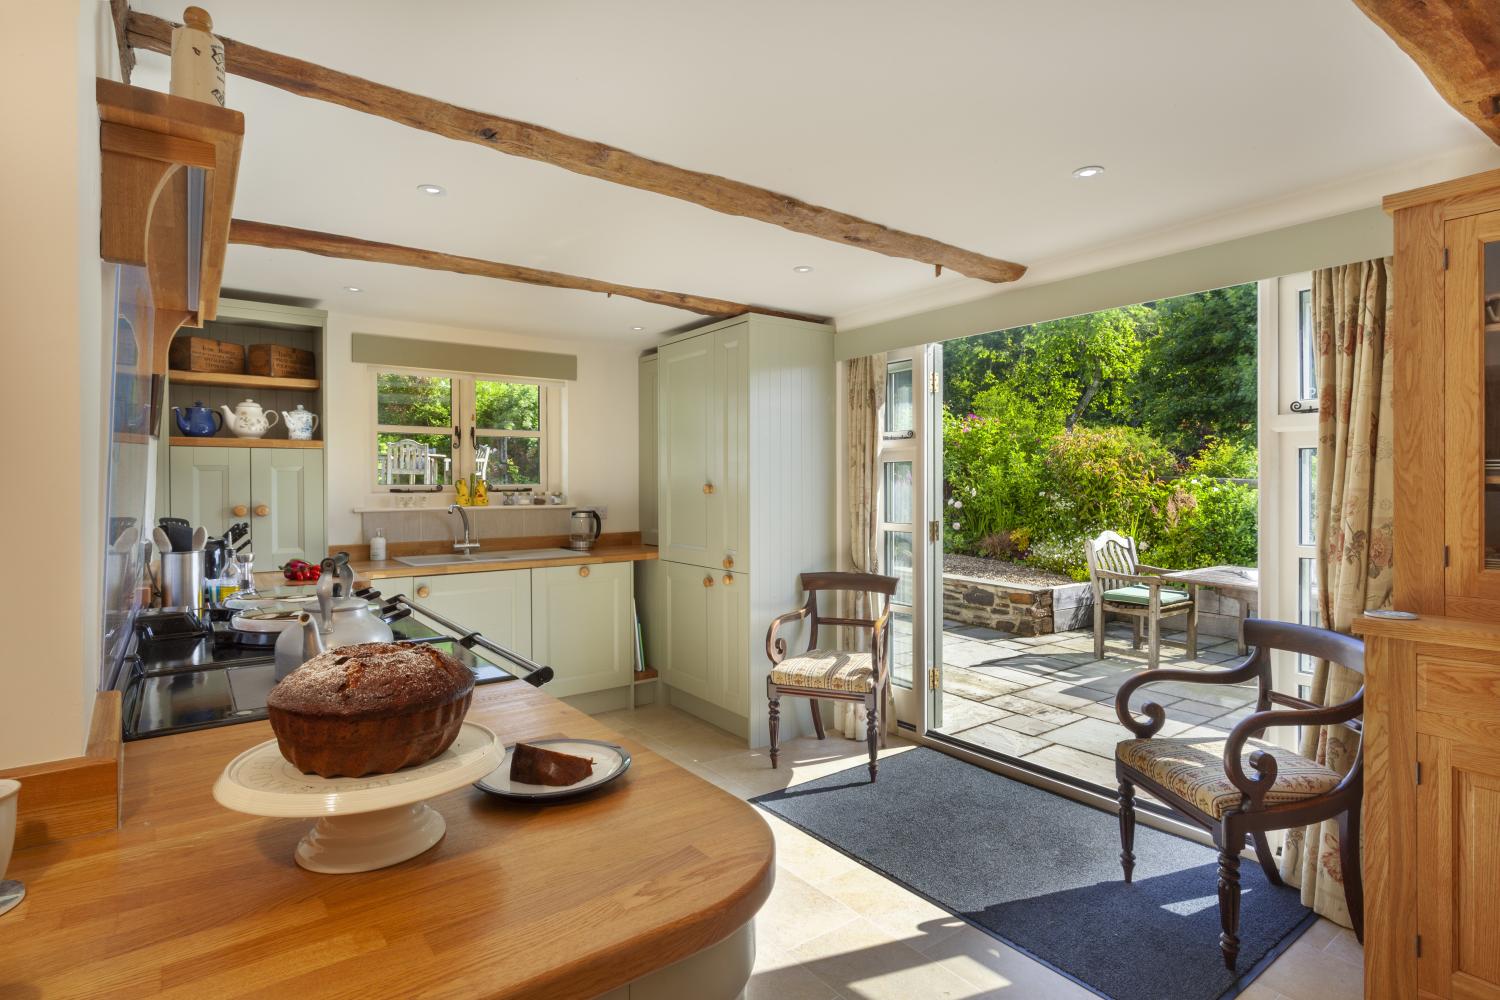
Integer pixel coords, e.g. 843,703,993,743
273,556,410,676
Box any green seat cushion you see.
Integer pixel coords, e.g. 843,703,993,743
1103,584,1190,606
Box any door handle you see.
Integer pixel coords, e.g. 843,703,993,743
231,504,248,517
703,575,714,588
578,565,591,578
722,573,734,585
703,483,716,495
722,555,734,569
416,584,431,599
253,504,270,517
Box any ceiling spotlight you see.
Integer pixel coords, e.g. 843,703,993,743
792,265,814,273
1071,165,1105,179
631,326,644,331
344,285,362,293
416,184,446,196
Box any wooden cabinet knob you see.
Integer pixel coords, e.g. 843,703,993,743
231,504,248,517
722,573,734,585
722,555,734,569
578,565,591,578
702,483,716,495
253,504,270,517
416,585,430,599
703,575,714,588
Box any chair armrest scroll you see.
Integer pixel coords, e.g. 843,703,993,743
1114,656,1264,738
1222,693,1364,808
766,605,812,665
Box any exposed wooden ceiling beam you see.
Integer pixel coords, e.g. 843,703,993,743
229,219,828,325
1352,0,1500,144
127,10,1026,283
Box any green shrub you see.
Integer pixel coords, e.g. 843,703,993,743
1031,426,1175,552
1149,477,1258,569
942,383,1058,556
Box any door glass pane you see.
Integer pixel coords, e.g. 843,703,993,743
890,609,913,689
1298,556,1318,674
1298,288,1317,401
885,529,913,605
475,380,540,431
376,373,452,427
883,460,913,524
376,432,453,486
1298,447,1317,546
885,361,913,434
477,435,541,486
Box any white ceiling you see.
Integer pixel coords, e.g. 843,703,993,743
131,0,1493,347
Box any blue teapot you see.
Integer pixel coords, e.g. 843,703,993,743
173,400,223,437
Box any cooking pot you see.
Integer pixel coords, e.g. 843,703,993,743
274,556,393,677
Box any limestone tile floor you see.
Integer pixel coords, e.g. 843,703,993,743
933,621,1262,789
592,702,1362,1000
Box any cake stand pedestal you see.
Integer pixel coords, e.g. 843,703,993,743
213,721,500,874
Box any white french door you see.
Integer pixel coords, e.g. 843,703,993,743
884,344,944,733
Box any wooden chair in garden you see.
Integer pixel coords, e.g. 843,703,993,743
1085,530,1196,668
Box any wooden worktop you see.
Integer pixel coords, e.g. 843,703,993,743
0,680,774,998
352,542,659,581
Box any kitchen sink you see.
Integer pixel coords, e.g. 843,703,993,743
394,548,580,568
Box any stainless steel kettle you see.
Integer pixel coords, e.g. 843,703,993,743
273,555,393,677
568,508,602,551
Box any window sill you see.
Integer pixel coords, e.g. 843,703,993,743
353,503,575,513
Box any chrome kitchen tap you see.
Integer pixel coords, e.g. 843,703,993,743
449,503,481,553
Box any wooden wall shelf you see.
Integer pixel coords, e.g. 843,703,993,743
169,437,323,449
168,369,319,391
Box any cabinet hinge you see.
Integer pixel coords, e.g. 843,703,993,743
1416,760,1423,785
1442,247,1449,270
929,520,940,543
1416,934,1423,958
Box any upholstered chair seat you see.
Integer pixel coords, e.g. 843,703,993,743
1116,736,1342,819
769,649,875,693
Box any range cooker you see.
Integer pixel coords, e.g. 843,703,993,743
117,609,517,740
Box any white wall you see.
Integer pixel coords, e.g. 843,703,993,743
322,311,640,547
0,1,109,767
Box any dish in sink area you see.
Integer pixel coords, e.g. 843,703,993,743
474,739,631,800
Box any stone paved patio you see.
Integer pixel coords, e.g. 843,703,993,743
930,620,1259,789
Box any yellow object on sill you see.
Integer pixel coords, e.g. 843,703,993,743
454,480,471,506
473,479,489,506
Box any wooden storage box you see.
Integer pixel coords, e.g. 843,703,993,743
168,336,244,373
247,344,316,379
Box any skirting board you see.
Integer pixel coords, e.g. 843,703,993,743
664,687,750,742
0,691,123,849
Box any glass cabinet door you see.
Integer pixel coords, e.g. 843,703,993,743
1444,210,1500,610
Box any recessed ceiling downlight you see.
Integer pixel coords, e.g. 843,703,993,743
792,265,814,273
417,183,446,196
1072,165,1105,179
344,285,362,293
631,326,644,331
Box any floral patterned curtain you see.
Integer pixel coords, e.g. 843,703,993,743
836,355,887,739
1279,257,1394,926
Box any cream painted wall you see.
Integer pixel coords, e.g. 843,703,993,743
322,312,640,547
0,1,108,768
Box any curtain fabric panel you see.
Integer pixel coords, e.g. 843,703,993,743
1279,256,1394,928
351,333,578,381
836,354,887,739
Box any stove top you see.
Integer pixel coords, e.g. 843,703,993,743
119,610,516,740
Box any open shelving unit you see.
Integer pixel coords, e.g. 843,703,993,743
169,369,320,392
169,436,323,450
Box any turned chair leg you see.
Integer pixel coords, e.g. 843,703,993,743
1340,805,1365,942
1217,844,1242,970
1118,778,1137,883
865,693,879,782
810,699,827,740
768,694,781,769
1251,831,1284,886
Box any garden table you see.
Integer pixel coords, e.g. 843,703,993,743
1161,565,1259,655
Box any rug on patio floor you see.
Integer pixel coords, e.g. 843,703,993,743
752,747,1314,1000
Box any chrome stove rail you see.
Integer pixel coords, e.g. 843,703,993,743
391,593,555,687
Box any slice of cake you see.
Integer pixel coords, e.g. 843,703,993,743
510,743,594,786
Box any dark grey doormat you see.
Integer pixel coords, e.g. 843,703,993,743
752,747,1314,1000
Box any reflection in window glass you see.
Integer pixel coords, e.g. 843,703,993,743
475,380,540,430
477,435,541,486
1298,288,1318,401
883,461,913,524
885,360,913,434
1298,557,1319,674
1299,447,1317,546
885,530,913,606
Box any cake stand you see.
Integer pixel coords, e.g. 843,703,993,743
213,721,500,874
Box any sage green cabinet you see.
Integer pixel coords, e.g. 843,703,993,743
639,356,659,546
658,561,747,714
532,562,632,698
411,570,531,660
657,333,715,567
167,446,325,572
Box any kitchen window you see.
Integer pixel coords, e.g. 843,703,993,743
373,369,559,492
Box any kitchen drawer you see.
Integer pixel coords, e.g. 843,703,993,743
1416,644,1500,745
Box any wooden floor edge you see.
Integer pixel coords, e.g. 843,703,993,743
0,691,122,849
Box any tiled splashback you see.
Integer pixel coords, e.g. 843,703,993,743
360,506,576,545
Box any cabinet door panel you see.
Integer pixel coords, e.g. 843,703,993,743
532,563,631,698
1418,734,1500,998
661,561,717,702
168,447,249,541
639,357,659,546
414,570,531,660
658,335,715,567
714,326,749,573
713,570,750,715
249,449,325,573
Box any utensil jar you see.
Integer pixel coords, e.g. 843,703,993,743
159,551,205,613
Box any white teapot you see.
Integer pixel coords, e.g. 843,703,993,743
280,404,319,440
220,398,279,438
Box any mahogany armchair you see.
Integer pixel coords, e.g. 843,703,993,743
765,572,898,782
1113,618,1364,970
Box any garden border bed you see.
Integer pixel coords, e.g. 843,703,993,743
942,573,1093,637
